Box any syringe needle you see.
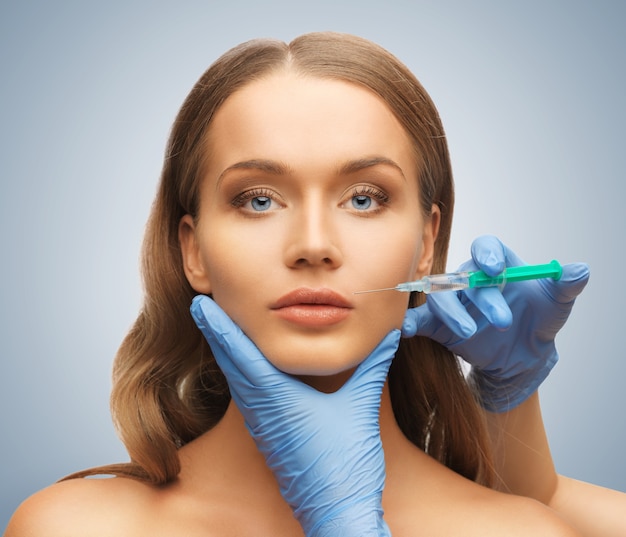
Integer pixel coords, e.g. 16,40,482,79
353,287,398,294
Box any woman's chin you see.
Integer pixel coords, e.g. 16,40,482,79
264,353,363,393
295,368,357,393
248,327,396,391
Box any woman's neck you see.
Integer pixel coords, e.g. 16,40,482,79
177,380,419,490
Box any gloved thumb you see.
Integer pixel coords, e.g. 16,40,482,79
542,262,590,304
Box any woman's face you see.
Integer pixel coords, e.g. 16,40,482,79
180,70,438,385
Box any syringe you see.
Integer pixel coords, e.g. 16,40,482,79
354,260,562,294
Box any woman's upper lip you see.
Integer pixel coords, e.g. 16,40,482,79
271,288,354,309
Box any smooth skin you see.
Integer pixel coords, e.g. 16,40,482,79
7,71,584,535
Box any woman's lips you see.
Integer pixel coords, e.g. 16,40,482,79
270,288,353,327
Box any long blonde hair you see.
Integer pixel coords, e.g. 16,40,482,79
67,32,493,486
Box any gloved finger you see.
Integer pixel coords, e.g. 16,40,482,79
401,304,435,338
417,292,477,338
463,285,513,330
346,329,401,391
470,234,531,276
470,234,508,276
190,295,284,389
540,262,590,304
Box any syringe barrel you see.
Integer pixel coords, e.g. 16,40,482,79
420,272,472,293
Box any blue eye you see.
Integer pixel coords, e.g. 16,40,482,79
346,186,389,213
231,188,282,214
250,196,272,211
352,195,372,210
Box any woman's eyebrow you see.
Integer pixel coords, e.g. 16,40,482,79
216,159,291,187
216,156,406,186
337,157,406,181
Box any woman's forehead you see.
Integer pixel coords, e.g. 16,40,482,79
202,71,419,179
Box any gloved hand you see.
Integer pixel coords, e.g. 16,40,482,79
402,235,590,413
191,295,399,537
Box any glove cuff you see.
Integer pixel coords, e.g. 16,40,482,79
299,490,390,537
308,507,391,537
468,352,558,413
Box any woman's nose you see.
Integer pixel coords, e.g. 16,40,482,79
283,205,343,269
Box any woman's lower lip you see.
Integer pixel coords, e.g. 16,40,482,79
272,305,351,326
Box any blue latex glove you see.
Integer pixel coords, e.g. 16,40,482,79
402,235,590,412
191,295,399,537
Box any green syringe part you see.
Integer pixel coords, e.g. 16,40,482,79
354,260,563,294
468,260,562,288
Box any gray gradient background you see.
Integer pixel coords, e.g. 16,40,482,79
1,0,625,529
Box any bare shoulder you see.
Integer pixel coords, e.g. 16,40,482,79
474,490,581,536
388,455,582,536
549,475,626,535
413,478,581,536
5,476,158,537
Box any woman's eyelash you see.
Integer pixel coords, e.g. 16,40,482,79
351,185,390,203
231,188,275,207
